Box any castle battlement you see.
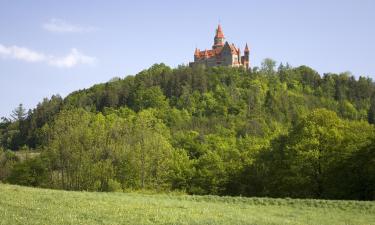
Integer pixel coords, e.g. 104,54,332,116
190,24,250,69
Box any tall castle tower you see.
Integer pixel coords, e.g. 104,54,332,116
213,24,225,49
190,24,250,69
242,43,250,69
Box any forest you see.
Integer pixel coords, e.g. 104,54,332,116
1,59,374,200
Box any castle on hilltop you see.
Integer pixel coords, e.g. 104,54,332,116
189,24,250,69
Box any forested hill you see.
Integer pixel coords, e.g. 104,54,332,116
1,61,375,200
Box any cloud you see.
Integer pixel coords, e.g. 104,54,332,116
49,48,96,68
0,44,96,68
0,44,46,62
42,18,98,33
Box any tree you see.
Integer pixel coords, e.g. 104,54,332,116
368,93,375,124
42,109,124,191
293,65,321,89
280,109,345,198
322,121,374,199
270,109,374,198
128,109,174,189
0,148,19,181
11,104,27,122
191,151,227,195
1,104,29,149
342,139,375,200
133,86,169,111
167,148,194,190
7,156,49,187
261,58,276,75
2,63,375,200
41,107,182,191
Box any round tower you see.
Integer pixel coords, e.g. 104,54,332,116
213,24,225,49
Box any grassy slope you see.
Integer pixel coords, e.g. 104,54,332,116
0,184,374,225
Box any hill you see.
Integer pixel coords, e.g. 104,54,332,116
0,184,374,225
0,62,375,200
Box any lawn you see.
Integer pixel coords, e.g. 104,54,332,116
0,184,374,225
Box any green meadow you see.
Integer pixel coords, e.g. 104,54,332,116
0,184,374,225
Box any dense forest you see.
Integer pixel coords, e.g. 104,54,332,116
1,59,374,200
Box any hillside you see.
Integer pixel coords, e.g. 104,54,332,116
0,184,374,225
0,62,375,200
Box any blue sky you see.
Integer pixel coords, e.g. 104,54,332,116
1,0,375,117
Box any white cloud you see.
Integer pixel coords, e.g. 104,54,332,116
0,44,96,68
0,44,46,62
42,18,98,33
49,48,96,68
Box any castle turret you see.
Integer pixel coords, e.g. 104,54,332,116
243,43,250,69
213,24,225,49
194,48,200,61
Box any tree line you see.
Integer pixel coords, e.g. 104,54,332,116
0,60,374,200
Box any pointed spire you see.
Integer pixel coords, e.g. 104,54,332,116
215,24,225,38
244,43,249,52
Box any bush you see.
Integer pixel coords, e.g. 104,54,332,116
107,179,122,192
7,157,49,187
0,149,19,181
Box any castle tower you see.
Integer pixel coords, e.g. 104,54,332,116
194,48,200,61
213,24,225,49
243,43,250,69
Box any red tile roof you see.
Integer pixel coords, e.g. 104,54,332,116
195,46,224,60
215,24,225,38
195,43,242,60
229,44,240,55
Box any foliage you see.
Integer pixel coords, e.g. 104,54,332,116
0,148,19,180
39,108,184,191
7,156,49,187
260,109,374,199
0,62,374,200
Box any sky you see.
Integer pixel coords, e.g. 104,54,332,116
1,0,375,117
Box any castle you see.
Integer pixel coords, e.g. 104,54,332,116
190,24,250,69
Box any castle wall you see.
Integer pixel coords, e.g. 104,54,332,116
192,53,241,68
221,46,234,67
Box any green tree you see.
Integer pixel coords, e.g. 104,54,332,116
0,148,19,181
261,58,276,75
11,104,27,122
192,151,227,195
128,109,174,189
368,93,375,124
272,109,374,198
133,86,169,111
281,109,345,197
7,156,49,187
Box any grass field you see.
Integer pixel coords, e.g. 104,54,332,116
0,184,374,225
